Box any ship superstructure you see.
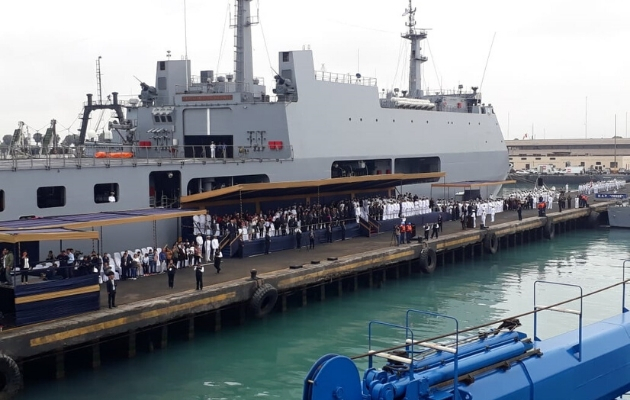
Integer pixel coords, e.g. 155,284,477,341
0,0,508,255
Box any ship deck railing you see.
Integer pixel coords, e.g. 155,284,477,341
0,144,294,170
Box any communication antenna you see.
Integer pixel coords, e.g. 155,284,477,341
479,32,496,92
96,56,103,104
184,0,189,91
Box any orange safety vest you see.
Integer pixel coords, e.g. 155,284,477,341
537,202,545,209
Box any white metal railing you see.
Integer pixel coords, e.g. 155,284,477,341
315,71,377,87
0,144,294,171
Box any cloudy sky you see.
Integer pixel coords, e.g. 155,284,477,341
2,0,630,140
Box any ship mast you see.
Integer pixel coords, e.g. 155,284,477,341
402,0,427,98
232,0,258,93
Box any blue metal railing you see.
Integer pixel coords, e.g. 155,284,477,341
533,281,583,361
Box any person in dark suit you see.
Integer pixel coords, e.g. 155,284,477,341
309,229,315,249
166,262,176,288
106,272,117,308
341,221,346,241
264,232,271,254
195,264,204,290
326,224,333,243
431,222,439,239
237,236,245,258
120,251,131,281
214,249,222,273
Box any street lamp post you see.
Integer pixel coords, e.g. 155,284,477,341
614,114,618,169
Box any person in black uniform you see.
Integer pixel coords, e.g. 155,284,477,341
214,249,222,273
517,202,523,221
166,262,176,289
195,264,204,290
326,224,333,243
264,232,271,254
341,221,346,241
424,223,430,241
106,271,117,308
437,214,443,232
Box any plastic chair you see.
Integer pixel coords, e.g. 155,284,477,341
113,252,122,274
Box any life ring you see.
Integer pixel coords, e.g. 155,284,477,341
0,352,22,397
250,283,278,318
543,220,555,239
419,248,437,274
484,232,499,254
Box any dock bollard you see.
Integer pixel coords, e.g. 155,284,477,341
250,269,258,280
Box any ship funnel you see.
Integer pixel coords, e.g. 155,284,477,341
86,93,93,106
112,92,119,105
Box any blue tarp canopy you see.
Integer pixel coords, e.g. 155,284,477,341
431,180,516,188
0,208,202,231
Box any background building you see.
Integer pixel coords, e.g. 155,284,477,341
506,138,630,172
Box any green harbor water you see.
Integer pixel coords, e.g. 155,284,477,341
18,228,630,399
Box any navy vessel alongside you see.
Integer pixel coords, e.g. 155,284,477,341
2,0,508,254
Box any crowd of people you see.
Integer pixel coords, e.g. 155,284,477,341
1,179,626,309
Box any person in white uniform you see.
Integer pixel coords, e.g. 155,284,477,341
210,236,219,262
204,236,212,262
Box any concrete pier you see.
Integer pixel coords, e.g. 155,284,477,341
0,200,615,382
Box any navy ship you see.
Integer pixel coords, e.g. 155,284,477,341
1,0,508,254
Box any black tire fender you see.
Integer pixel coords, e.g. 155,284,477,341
419,248,437,274
588,211,600,229
543,220,555,239
250,283,278,318
0,352,22,398
484,232,499,254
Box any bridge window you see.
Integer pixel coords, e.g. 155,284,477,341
94,183,119,204
37,186,66,209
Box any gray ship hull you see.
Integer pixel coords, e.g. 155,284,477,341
608,206,630,228
2,1,509,258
